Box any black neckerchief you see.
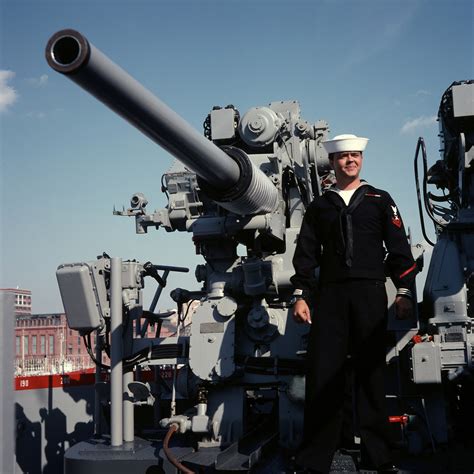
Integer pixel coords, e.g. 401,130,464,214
324,184,369,267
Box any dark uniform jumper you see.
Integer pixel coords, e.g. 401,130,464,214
291,183,417,473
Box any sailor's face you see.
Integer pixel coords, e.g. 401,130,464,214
331,151,363,179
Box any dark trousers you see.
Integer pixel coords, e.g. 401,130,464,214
296,280,392,473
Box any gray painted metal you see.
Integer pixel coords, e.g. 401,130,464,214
452,82,474,117
1,293,14,474
123,301,134,443
44,28,474,473
411,342,442,383
94,343,102,436
15,384,94,473
45,30,282,217
64,438,173,474
211,108,236,141
238,106,283,147
123,370,134,442
189,299,236,380
215,160,278,215
110,257,123,446
56,262,106,332
45,30,239,189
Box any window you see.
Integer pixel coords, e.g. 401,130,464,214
40,335,46,354
23,336,29,355
49,335,54,355
16,336,20,355
32,335,37,355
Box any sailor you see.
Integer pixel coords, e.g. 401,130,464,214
290,134,416,473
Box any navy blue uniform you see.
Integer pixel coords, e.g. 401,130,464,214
291,184,416,473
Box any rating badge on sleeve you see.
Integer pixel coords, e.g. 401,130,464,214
391,205,402,228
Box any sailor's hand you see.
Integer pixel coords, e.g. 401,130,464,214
293,299,312,325
395,296,413,320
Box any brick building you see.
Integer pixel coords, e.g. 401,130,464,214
10,286,191,375
0,288,32,316
14,313,90,375
14,310,179,375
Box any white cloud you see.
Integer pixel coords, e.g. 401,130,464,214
0,70,19,112
400,115,437,134
415,89,430,96
26,74,48,87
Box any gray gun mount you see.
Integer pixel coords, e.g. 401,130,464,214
47,29,332,472
406,81,474,447
47,28,474,472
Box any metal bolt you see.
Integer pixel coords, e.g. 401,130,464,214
249,119,263,132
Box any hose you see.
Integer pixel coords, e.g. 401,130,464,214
163,424,194,474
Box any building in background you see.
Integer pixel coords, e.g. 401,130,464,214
14,310,181,376
0,288,31,316
14,313,90,375
10,287,192,375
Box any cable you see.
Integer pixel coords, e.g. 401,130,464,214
414,137,435,246
83,333,152,370
418,137,453,230
104,318,111,358
179,300,195,325
161,174,169,200
163,424,194,474
420,398,436,453
83,335,110,370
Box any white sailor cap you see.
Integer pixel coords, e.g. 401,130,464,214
321,134,369,154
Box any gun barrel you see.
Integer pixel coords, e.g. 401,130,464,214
45,29,239,190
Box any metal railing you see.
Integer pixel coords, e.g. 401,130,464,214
14,355,96,376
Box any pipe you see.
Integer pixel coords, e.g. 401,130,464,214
93,335,102,436
110,257,123,446
122,306,134,443
123,370,134,442
163,424,194,474
170,364,178,417
45,29,239,189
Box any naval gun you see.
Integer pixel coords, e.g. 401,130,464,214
46,29,474,472
47,29,331,472
405,80,474,449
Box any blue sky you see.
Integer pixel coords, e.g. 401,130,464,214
1,0,473,313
